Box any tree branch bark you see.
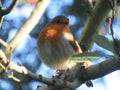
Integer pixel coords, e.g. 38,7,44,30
2,0,19,15
0,50,120,90
85,56,120,80
4,0,50,55
79,0,111,51
0,0,18,27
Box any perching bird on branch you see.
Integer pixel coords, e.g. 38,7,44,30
37,15,82,70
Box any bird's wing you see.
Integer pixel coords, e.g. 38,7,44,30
69,40,82,54
63,32,82,54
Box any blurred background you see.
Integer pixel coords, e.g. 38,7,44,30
0,0,120,90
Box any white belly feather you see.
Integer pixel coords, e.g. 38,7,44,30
38,33,76,69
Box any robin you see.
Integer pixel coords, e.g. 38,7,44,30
37,15,82,69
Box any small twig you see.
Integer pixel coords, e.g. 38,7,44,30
5,47,13,71
108,0,120,55
0,1,4,27
0,50,8,73
0,38,8,47
0,63,6,70
0,0,18,27
108,17,112,34
8,71,20,82
8,47,13,62
2,0,19,15
108,0,115,39
4,0,51,55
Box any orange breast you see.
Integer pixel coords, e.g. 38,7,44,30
38,24,71,45
45,29,62,45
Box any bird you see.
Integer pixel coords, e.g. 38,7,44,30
37,15,82,70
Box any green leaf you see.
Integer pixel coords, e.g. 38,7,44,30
93,34,115,53
70,52,101,62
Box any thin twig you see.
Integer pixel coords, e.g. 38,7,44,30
4,0,51,55
2,0,19,15
108,0,120,55
0,38,8,47
8,72,20,82
79,0,111,51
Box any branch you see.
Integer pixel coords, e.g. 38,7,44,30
0,38,8,47
0,50,81,90
2,0,19,15
86,56,120,80
4,0,51,55
0,49,120,90
79,0,112,51
0,0,18,27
